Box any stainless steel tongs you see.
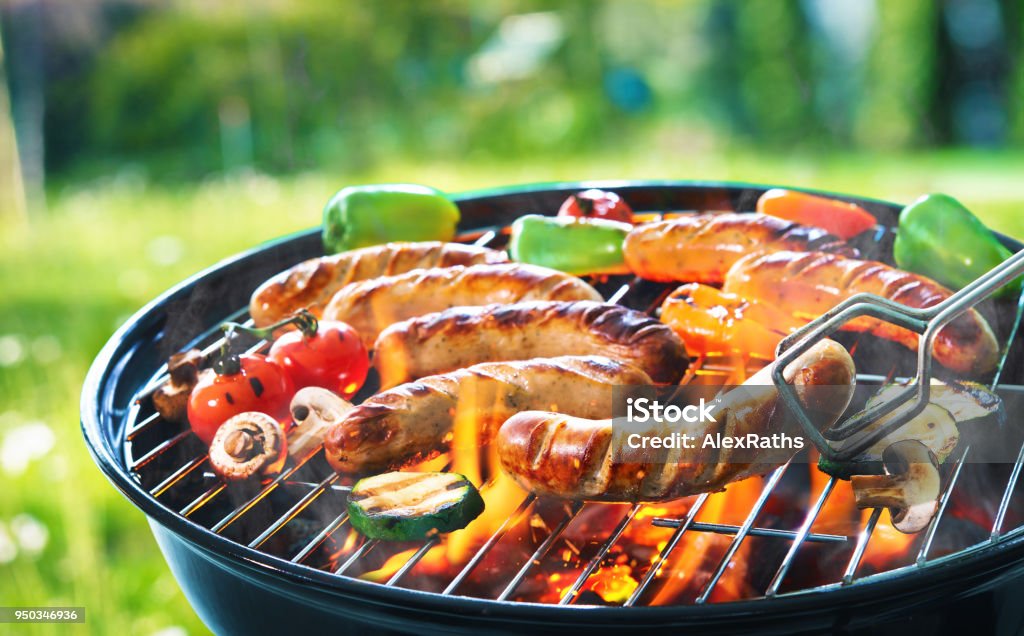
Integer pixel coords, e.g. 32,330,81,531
773,247,1024,462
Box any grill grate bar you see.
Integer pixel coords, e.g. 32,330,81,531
624,492,710,607
150,455,208,498
386,539,441,587
606,282,632,305
991,292,1024,387
248,473,341,550
765,476,838,597
291,510,350,564
842,507,882,584
695,463,790,604
126,412,161,441
180,482,227,517
916,446,970,565
128,430,192,470
335,540,373,575
441,494,536,596
992,439,1024,539
558,504,642,605
496,501,585,602
651,518,846,544
210,453,322,534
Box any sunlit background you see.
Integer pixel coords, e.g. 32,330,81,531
1,1,1023,633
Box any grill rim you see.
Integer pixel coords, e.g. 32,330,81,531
81,179,1024,624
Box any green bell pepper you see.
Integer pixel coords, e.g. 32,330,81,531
509,214,630,275
322,183,460,253
894,193,1020,299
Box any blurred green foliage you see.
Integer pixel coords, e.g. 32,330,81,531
13,0,1019,182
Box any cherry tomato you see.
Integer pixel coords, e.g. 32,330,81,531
187,354,294,445
557,189,634,224
268,320,369,398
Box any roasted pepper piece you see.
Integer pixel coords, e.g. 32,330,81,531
509,214,630,275
894,193,1020,298
756,188,876,239
660,283,799,360
322,184,460,253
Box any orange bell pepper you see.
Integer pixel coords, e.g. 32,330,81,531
756,188,876,239
660,283,801,360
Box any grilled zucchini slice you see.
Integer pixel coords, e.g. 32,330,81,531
347,471,485,541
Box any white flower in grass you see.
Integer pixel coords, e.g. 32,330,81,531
0,335,26,367
10,514,48,555
0,421,56,476
146,235,184,267
31,335,62,364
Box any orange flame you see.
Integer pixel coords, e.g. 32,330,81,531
359,545,448,583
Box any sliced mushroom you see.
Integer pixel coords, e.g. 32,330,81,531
288,387,354,461
152,349,206,423
209,412,287,481
851,439,941,534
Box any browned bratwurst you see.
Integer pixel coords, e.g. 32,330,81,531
323,355,651,474
723,250,999,375
373,301,689,388
497,340,856,502
623,213,853,284
322,263,603,348
249,241,507,326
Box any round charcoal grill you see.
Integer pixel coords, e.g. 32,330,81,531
82,182,1024,635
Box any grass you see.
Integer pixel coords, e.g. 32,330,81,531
1,149,1023,635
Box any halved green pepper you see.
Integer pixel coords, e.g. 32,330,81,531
323,184,460,253
509,214,630,275
894,193,1020,298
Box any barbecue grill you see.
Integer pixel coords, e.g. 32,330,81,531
81,182,1024,635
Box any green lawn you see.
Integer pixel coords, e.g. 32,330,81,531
1,150,1023,635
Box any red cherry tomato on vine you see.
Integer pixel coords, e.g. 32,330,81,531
187,354,294,445
268,320,369,399
557,189,634,224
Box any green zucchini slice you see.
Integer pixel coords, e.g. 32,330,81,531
347,471,485,541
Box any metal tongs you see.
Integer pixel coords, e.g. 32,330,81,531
773,248,1024,463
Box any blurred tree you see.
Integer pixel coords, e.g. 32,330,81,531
0,18,27,222
1,0,46,212
698,0,818,147
853,0,938,148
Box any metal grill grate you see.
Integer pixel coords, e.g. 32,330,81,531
122,215,1024,607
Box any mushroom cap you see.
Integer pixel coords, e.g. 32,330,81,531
209,411,287,481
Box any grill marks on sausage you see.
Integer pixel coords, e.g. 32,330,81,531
248,242,508,326
323,263,603,348
323,355,653,475
623,213,855,284
496,341,856,502
374,301,688,387
723,250,998,374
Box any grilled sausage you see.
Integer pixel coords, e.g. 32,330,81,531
249,241,508,326
373,301,689,388
322,263,604,347
623,213,853,284
497,340,856,502
323,355,652,474
723,250,999,375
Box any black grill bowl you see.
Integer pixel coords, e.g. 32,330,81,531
81,182,1024,635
